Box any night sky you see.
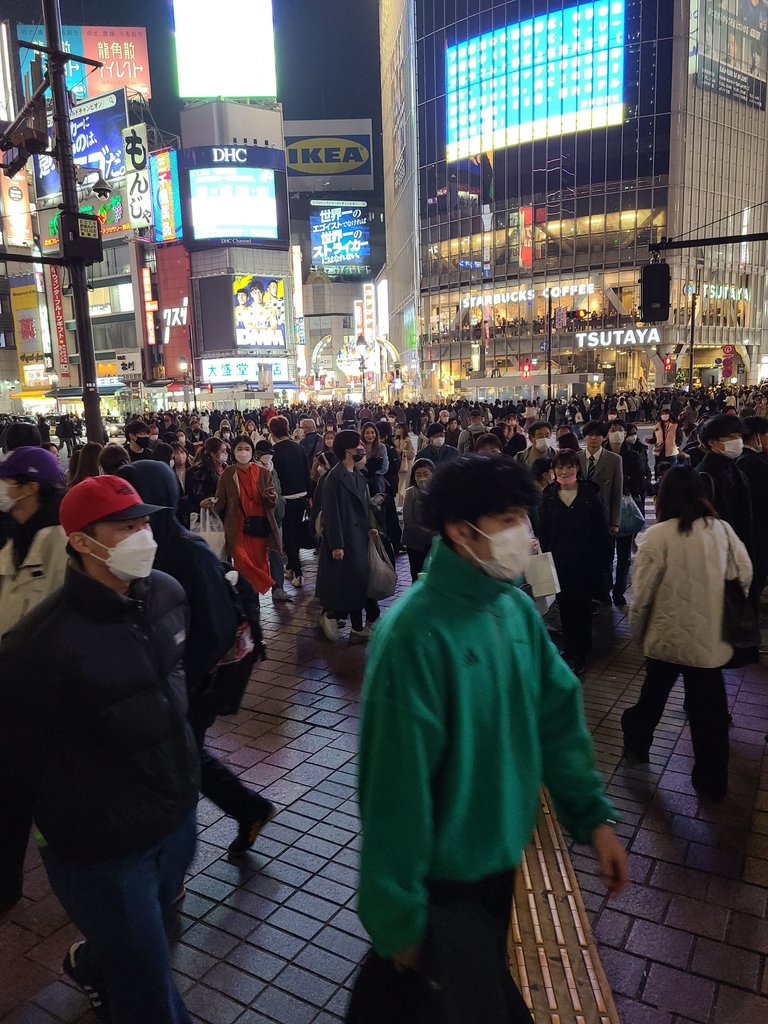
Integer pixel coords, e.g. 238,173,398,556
5,0,383,195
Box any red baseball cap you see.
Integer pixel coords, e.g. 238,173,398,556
59,475,165,536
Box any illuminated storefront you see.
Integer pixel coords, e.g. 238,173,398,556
391,0,768,396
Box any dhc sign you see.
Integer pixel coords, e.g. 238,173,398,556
576,327,662,349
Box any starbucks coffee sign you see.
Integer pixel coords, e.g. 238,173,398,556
576,326,661,349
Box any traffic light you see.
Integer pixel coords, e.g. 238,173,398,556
663,354,673,371
566,308,589,321
521,361,531,378
207,383,213,394
640,262,671,322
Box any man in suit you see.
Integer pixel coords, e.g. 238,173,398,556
580,421,623,603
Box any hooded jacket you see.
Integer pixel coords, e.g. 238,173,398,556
118,461,237,694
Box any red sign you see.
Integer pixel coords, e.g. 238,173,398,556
722,344,735,356
80,27,152,100
49,266,71,379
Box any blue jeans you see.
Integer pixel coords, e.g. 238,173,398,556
42,811,196,1024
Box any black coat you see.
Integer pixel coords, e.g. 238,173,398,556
539,481,611,591
603,439,647,497
697,452,754,558
0,567,199,862
185,459,220,516
315,462,373,612
737,448,768,577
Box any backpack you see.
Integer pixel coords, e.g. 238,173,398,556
212,568,266,716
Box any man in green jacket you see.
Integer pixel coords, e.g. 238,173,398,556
358,455,627,987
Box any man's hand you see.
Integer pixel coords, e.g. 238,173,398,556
392,943,421,974
369,529,379,538
592,824,629,897
200,498,217,510
332,548,344,560
609,525,619,535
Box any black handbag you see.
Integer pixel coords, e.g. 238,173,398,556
242,513,271,538
722,526,759,649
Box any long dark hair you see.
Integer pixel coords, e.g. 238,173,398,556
656,466,717,533
360,420,383,457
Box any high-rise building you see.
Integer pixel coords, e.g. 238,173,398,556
380,0,768,399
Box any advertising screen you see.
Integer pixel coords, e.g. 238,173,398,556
172,0,277,99
202,356,288,385
181,146,288,249
689,0,768,110
33,89,128,200
17,25,151,101
445,0,625,161
233,275,287,349
190,167,277,240
149,149,183,243
310,205,371,277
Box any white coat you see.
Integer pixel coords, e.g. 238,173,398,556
0,525,68,640
630,517,752,668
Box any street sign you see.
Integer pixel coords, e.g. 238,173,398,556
722,344,735,355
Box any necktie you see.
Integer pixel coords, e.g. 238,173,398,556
587,455,596,480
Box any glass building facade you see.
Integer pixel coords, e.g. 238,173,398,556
388,0,768,398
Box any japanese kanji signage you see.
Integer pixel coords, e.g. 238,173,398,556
310,206,370,278
18,25,151,102
122,123,152,229
10,277,47,391
33,90,128,200
201,357,288,385
49,267,71,379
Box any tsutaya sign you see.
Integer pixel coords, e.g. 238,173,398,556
577,326,661,349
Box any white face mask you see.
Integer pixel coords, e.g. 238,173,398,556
415,478,430,491
609,431,626,446
87,528,158,582
625,434,638,444
219,452,229,464
534,438,550,452
235,450,252,465
721,438,744,460
432,436,445,447
259,455,274,471
0,480,18,513
462,520,532,581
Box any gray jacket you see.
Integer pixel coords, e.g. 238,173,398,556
578,448,624,530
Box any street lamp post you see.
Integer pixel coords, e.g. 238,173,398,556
179,356,189,411
359,355,367,404
49,373,60,414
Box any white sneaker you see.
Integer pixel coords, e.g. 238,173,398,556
272,587,293,603
285,569,295,583
318,612,340,642
349,628,370,645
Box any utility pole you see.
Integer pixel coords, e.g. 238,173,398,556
42,0,102,443
546,293,553,402
688,271,700,391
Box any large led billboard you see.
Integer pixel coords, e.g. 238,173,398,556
446,1,625,161
233,275,287,349
689,0,768,111
310,205,371,277
284,119,374,192
172,0,277,99
181,146,289,250
149,149,183,243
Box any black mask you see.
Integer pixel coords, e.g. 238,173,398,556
352,451,366,462
136,436,150,448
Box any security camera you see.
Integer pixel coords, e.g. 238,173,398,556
90,176,112,200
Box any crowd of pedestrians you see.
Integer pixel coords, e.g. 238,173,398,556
0,381,764,1022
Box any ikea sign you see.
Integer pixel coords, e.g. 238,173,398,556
284,119,373,192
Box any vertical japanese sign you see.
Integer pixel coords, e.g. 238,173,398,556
363,283,376,343
10,277,47,390
519,206,533,269
354,300,365,339
122,123,152,228
149,149,183,242
143,267,158,345
49,267,71,379
0,170,34,247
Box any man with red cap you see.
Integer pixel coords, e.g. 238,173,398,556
0,475,199,1024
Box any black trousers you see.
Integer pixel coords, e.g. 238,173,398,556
622,658,729,793
612,535,633,599
190,704,271,823
0,798,31,909
329,599,380,631
557,586,592,662
407,547,428,582
282,497,306,576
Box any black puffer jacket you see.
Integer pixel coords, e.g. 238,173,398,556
0,566,200,862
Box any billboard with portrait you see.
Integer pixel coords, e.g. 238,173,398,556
445,0,625,161
172,0,276,99
33,89,128,200
310,205,371,277
690,0,768,110
17,25,151,102
149,149,183,243
233,275,286,349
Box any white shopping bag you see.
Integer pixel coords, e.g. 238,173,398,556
525,551,560,598
190,508,226,561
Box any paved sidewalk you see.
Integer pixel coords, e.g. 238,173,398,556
1,555,767,1023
